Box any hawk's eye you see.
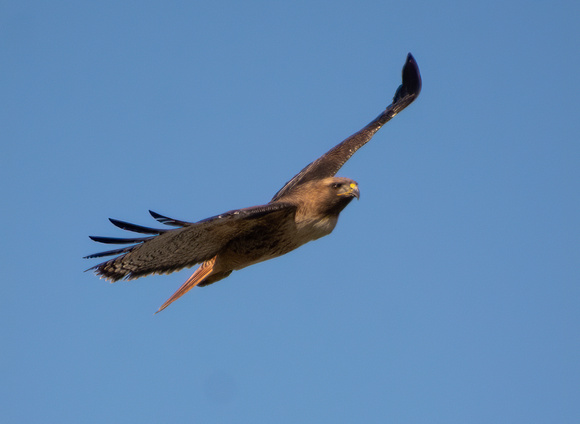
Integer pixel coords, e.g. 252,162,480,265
331,182,343,189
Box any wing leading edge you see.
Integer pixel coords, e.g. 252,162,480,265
271,53,422,202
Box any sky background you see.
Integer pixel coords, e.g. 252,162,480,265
1,1,578,423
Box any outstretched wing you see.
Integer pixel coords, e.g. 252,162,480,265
85,203,297,282
271,53,422,202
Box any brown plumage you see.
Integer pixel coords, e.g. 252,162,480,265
85,53,422,312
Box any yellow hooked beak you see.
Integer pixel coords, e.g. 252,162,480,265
338,182,360,199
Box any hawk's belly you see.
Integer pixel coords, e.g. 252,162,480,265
221,214,339,270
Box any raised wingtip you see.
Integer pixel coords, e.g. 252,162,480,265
392,53,422,104
402,52,422,98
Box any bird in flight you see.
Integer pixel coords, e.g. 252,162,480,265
86,53,422,313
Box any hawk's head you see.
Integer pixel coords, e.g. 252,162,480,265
286,177,359,218
327,177,360,199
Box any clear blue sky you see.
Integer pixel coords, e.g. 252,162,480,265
1,1,578,423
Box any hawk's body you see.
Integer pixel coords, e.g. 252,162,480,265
86,54,422,312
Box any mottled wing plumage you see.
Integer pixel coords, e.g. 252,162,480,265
271,53,422,202
86,202,297,282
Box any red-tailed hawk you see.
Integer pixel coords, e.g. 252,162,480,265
86,53,422,312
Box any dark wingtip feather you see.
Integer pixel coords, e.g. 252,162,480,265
89,235,154,245
149,210,190,227
108,218,167,235
83,246,135,259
